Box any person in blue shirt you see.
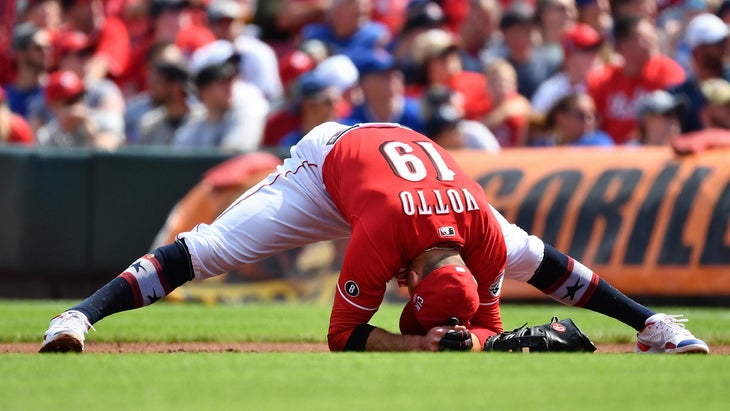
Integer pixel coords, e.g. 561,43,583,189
300,0,390,59
4,23,52,120
343,49,425,132
279,70,344,148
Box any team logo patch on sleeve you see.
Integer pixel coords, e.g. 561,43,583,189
344,280,360,297
489,272,504,297
439,226,456,237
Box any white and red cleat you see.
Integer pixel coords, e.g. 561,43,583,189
635,313,709,354
39,310,94,353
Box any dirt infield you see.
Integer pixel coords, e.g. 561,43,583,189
3,342,729,354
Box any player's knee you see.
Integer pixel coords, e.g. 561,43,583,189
527,244,570,290
152,239,194,289
504,234,545,282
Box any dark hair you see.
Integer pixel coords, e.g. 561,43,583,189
545,93,586,129
146,41,175,62
60,0,76,11
612,13,644,45
421,85,454,118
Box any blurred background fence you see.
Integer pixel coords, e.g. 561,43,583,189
2,146,729,305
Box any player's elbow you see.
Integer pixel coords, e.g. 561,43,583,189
327,332,346,352
328,323,376,351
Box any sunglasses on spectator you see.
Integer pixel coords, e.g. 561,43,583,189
568,110,596,122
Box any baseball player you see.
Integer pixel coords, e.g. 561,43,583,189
40,122,708,353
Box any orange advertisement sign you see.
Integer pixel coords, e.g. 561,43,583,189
451,147,730,299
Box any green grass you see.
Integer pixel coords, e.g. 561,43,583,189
2,299,729,344
2,300,729,411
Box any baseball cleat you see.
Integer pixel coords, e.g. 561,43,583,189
39,310,94,353
635,313,709,354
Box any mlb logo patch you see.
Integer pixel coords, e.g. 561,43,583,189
439,226,456,237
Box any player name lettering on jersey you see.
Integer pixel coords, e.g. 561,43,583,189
399,188,480,216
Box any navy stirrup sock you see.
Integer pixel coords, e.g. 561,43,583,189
71,240,194,324
528,244,653,331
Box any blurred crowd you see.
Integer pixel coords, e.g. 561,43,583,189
3,0,730,152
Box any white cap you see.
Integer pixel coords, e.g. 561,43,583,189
189,40,237,74
685,13,730,50
315,54,359,92
207,0,242,21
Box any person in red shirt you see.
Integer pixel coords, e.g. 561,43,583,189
0,88,34,145
119,0,215,96
408,28,491,120
587,13,685,144
59,0,131,83
40,122,708,354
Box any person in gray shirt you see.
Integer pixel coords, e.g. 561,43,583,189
173,42,268,151
138,59,200,146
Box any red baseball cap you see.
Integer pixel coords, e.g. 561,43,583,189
278,50,316,88
45,70,84,103
562,23,602,56
56,30,92,54
399,264,479,335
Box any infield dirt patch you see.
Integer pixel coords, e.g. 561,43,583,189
2,342,729,354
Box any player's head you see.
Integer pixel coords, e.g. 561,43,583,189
399,258,479,335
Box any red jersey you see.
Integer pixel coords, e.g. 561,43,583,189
322,124,506,351
406,71,491,120
587,54,685,144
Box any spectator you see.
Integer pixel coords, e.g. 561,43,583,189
699,78,730,130
587,13,686,144
421,86,501,152
409,28,491,120
262,49,318,147
18,0,63,34
54,31,125,117
609,0,658,20
207,0,283,103
344,50,424,132
423,105,468,149
300,0,391,59
635,89,683,145
137,58,198,146
36,69,125,149
59,0,131,83
458,0,503,73
173,42,267,151
0,88,35,146
659,0,708,71
718,0,730,24
316,53,361,103
278,70,344,147
124,41,186,143
262,52,357,148
370,0,410,36
576,0,612,36
669,13,730,133
535,0,577,58
532,92,614,146
119,0,215,96
273,0,331,38
3,23,53,119
481,58,531,147
532,22,603,116
390,0,447,80
483,1,562,99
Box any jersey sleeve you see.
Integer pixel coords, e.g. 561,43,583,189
326,227,392,351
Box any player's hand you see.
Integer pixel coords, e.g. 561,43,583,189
422,325,473,351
